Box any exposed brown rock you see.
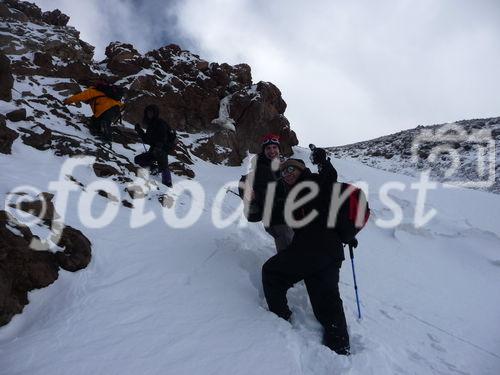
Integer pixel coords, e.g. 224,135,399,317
6,108,27,122
42,9,69,27
0,210,59,326
33,51,53,69
54,226,92,272
4,0,41,21
20,126,52,150
0,117,19,154
9,192,58,226
105,42,143,76
0,52,14,101
93,163,120,178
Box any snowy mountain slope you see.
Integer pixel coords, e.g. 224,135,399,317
1,1,500,374
327,117,500,194
1,140,499,374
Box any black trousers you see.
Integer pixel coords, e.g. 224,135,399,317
134,148,172,185
90,106,120,139
262,247,349,350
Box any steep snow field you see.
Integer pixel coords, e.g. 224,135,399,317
1,138,499,375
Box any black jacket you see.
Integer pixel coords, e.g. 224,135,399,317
252,153,288,227
140,105,176,151
285,166,344,260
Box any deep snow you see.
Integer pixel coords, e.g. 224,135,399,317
1,135,499,374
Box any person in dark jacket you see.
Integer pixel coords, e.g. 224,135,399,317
134,105,176,187
248,134,293,252
261,158,350,355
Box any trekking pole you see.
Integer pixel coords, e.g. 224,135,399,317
348,242,362,320
225,188,240,197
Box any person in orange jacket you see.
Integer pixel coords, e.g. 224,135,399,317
64,84,123,140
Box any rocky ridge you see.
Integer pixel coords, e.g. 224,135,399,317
327,117,500,194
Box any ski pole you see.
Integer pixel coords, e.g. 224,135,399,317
225,188,240,197
348,242,362,320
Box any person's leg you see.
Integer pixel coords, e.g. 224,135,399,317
151,147,172,186
262,248,334,321
98,106,120,141
134,152,154,168
305,261,350,354
88,116,101,135
265,225,294,252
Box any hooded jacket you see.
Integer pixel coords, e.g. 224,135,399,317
139,104,176,151
251,153,288,227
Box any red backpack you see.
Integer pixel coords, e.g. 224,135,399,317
330,182,370,243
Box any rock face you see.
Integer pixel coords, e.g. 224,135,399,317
0,192,92,327
6,108,26,122
105,42,143,76
115,42,298,163
0,210,60,326
1,1,298,164
0,116,19,154
0,52,13,101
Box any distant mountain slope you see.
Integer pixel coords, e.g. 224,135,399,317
327,117,500,194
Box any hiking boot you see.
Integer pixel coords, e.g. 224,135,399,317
322,328,350,356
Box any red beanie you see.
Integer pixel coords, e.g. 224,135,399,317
261,133,280,149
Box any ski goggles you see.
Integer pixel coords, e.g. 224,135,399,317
262,138,280,146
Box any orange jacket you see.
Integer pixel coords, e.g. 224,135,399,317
64,88,123,118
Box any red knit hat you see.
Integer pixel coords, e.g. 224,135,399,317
261,133,280,149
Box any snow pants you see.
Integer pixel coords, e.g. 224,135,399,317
90,105,120,140
262,248,349,352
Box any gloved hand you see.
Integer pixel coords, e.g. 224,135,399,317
310,147,327,165
134,123,143,133
347,238,358,249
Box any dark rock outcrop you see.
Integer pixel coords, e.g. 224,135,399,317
0,116,19,154
105,42,143,76
42,9,69,27
0,52,13,101
6,108,27,122
0,210,60,326
55,226,92,272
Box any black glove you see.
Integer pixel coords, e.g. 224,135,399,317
347,238,358,249
135,123,144,134
310,147,327,165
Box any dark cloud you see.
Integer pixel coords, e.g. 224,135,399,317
33,0,197,58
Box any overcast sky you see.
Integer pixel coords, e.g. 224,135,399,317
34,0,500,146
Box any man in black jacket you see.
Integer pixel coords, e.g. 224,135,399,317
134,105,176,187
261,157,350,355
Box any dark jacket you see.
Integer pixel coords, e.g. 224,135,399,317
140,105,176,152
252,153,288,227
318,159,338,185
285,166,344,260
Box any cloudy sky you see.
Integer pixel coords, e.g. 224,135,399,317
34,0,500,146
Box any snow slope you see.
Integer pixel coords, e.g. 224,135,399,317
1,137,499,375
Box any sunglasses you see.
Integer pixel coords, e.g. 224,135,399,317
282,165,297,176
